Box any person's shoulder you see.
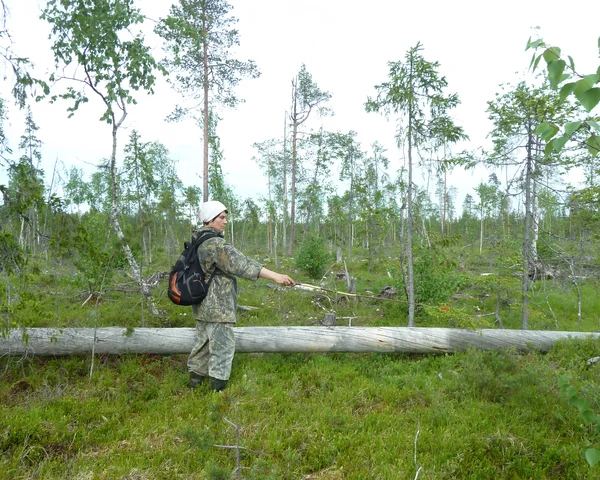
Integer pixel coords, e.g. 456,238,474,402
197,231,225,251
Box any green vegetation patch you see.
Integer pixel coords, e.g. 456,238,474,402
2,340,599,479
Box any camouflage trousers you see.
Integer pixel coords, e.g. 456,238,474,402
187,321,236,381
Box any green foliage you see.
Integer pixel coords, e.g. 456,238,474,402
155,0,260,112
0,230,24,274
527,36,600,156
71,213,118,294
420,305,494,329
295,236,331,279
365,42,464,156
559,373,600,467
1,343,599,478
411,237,466,307
42,0,165,123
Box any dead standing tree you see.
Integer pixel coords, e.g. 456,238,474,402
288,64,331,255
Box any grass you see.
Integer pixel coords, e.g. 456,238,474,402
1,340,600,479
2,249,600,478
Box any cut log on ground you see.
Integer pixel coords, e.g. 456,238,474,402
1,327,599,357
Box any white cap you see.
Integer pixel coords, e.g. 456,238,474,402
197,200,228,224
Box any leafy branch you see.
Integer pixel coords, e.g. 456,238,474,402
558,373,600,467
527,36,600,157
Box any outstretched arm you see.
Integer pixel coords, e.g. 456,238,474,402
259,267,296,286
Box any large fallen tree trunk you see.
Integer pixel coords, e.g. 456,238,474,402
1,327,598,356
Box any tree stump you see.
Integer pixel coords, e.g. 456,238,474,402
321,313,337,326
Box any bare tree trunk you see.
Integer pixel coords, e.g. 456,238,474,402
289,112,298,256
267,151,272,256
406,103,416,327
4,327,598,356
274,216,278,269
442,168,447,235
42,156,59,260
521,132,533,330
479,206,484,255
202,17,210,202
282,110,288,254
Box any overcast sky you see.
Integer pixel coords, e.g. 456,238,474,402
1,0,599,211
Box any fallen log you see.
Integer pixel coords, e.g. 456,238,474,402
1,327,598,356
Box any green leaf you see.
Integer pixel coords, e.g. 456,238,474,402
581,409,596,424
585,73,599,84
526,37,545,50
536,122,559,141
559,82,576,102
579,88,600,112
584,447,600,468
564,121,582,137
551,136,569,153
586,120,600,132
586,135,600,156
559,74,570,84
532,54,543,73
567,55,575,72
574,76,597,98
574,397,591,413
548,59,567,88
565,385,579,401
558,374,572,388
543,46,561,63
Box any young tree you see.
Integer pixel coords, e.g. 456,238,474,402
155,0,259,202
42,0,165,315
14,107,45,253
122,130,159,264
354,141,390,253
366,42,463,326
288,64,331,255
474,175,502,255
336,131,363,260
487,81,571,329
252,137,287,257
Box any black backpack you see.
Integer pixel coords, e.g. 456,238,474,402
168,232,219,306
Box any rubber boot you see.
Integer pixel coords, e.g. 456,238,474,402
209,376,227,392
189,371,206,389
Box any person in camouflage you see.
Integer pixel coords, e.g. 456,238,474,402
188,200,295,392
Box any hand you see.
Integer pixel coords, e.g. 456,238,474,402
274,274,295,286
259,267,296,286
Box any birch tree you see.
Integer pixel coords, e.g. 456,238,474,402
42,0,165,315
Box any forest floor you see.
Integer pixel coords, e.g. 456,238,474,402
1,252,600,478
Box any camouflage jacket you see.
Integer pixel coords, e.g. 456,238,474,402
191,227,263,324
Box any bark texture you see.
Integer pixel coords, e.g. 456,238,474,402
1,327,598,356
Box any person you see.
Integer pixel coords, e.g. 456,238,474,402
188,200,295,392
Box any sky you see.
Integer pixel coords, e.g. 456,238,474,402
1,0,599,213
